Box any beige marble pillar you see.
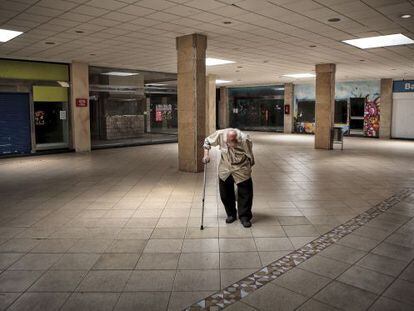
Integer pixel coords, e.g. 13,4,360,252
315,63,336,150
218,86,229,129
176,33,207,173
70,62,91,152
379,78,393,139
206,74,217,136
284,83,294,133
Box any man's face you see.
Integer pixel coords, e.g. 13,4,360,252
227,131,238,148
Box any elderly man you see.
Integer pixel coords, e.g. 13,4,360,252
203,128,255,228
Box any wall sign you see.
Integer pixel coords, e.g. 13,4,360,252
393,80,414,93
284,104,290,115
76,98,88,107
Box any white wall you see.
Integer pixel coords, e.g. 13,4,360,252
392,92,414,139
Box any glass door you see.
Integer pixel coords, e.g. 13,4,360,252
34,101,68,149
349,97,365,136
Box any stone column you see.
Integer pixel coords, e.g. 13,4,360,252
315,63,336,150
284,83,294,133
379,78,393,139
219,86,229,129
176,33,207,173
206,74,217,135
70,62,91,152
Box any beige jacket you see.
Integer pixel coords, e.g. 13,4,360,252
204,129,254,184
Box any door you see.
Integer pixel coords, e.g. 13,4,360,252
392,92,414,139
349,97,364,135
0,92,31,155
34,101,68,149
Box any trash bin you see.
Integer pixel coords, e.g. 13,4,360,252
331,126,345,150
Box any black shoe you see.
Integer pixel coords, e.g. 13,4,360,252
226,215,237,224
241,219,252,228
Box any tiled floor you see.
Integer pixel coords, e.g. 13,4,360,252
0,133,413,311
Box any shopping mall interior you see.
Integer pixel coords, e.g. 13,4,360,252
0,0,414,310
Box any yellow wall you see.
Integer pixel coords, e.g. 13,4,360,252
0,59,69,81
33,86,68,102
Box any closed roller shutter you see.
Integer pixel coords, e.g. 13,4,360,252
0,92,31,155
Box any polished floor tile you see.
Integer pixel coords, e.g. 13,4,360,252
1,133,414,310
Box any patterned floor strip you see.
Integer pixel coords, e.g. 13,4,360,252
184,187,414,311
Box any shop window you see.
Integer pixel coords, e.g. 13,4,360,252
334,100,348,124
228,86,285,132
89,66,177,148
297,101,315,122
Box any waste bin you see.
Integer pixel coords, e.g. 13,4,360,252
331,126,345,150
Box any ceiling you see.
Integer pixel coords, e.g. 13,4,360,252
0,0,414,86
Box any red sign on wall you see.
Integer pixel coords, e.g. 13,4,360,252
284,104,290,115
76,98,88,107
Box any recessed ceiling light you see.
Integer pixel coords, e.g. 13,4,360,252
206,58,235,66
343,33,414,49
223,21,232,24
400,14,411,19
101,72,139,76
216,79,231,84
145,83,166,86
45,41,55,45
283,73,316,78
328,18,341,22
237,66,243,69
75,30,84,33
0,28,23,42
309,45,317,48
359,59,365,62
90,53,96,56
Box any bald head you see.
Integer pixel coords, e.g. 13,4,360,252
226,129,238,147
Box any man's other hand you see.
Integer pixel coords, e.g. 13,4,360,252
202,156,210,164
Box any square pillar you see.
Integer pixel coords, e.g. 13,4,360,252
70,62,91,152
284,83,294,133
379,78,393,139
219,86,229,129
315,63,336,150
206,74,217,135
176,33,207,173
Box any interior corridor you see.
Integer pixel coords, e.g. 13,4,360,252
0,133,413,311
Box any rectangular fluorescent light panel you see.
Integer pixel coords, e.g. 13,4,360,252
206,58,235,66
0,29,23,42
283,73,315,78
343,33,414,49
101,72,139,76
216,79,231,84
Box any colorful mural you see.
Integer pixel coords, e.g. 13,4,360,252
293,80,380,137
364,95,380,137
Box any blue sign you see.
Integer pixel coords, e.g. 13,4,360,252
393,80,414,92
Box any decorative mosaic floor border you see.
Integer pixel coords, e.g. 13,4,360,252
184,188,414,311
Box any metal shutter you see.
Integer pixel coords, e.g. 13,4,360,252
0,92,31,155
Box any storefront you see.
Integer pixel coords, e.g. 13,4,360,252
392,80,414,139
0,59,70,155
228,85,285,132
294,81,380,137
88,66,177,148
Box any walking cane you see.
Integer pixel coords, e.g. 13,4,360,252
200,162,207,230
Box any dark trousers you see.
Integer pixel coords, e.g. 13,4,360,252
219,175,253,221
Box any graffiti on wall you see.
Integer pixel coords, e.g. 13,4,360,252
294,81,380,136
364,95,380,137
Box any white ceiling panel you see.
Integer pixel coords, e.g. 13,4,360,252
0,0,413,84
